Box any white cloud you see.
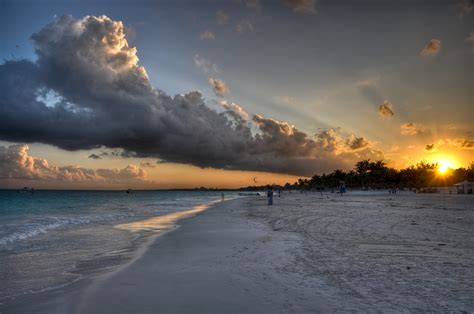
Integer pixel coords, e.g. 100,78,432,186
199,30,215,40
193,54,219,74
273,95,294,105
236,19,254,34
221,101,249,121
208,78,230,96
216,10,229,25
0,145,149,184
420,39,441,57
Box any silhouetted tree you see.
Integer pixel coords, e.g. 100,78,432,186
284,159,473,191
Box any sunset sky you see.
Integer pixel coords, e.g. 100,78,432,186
0,0,473,189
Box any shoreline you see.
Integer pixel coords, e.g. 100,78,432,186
0,197,224,305
1,196,332,313
81,200,224,289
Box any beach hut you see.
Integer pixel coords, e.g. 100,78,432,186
454,181,473,194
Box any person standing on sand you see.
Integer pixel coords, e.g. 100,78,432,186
221,192,224,201
267,187,274,205
339,181,346,196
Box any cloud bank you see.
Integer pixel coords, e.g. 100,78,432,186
424,138,474,153
0,145,148,184
0,15,383,176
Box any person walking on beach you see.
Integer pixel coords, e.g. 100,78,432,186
267,187,274,205
339,181,346,196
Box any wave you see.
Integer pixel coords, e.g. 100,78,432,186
0,212,137,247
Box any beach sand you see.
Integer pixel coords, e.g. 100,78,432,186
246,191,474,312
1,192,473,312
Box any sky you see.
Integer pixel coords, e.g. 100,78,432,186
0,0,473,189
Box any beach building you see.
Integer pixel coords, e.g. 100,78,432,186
454,181,473,194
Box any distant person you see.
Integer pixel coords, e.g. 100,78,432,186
267,187,274,205
221,192,225,202
278,188,281,197
339,181,346,196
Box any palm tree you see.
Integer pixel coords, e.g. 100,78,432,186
355,159,370,189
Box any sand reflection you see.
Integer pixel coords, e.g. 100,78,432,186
115,203,214,234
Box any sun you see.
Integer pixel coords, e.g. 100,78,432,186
437,160,452,175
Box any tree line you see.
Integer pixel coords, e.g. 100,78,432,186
240,160,474,191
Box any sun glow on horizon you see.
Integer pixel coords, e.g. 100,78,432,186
423,153,461,174
437,159,455,175
438,162,449,174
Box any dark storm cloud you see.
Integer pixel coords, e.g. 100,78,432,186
88,154,102,160
0,15,382,176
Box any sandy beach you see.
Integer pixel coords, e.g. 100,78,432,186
1,191,473,313
246,191,474,312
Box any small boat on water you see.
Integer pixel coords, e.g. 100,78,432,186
238,192,261,196
17,187,35,194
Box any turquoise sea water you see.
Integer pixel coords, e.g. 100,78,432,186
0,190,232,301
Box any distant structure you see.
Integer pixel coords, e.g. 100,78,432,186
17,187,34,194
454,181,473,194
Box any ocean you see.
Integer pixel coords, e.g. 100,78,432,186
0,189,233,301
